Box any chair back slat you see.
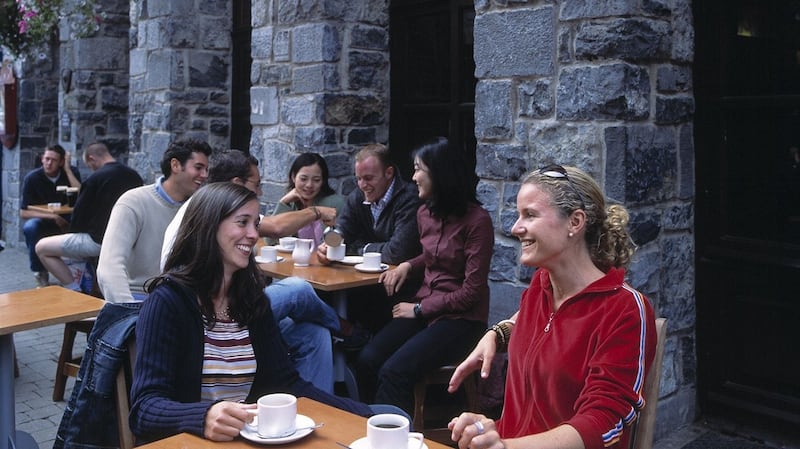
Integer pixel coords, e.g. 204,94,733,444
632,317,668,449
115,337,136,449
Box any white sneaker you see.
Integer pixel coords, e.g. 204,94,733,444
34,271,50,288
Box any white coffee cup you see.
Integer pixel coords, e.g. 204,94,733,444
279,236,297,250
260,246,278,262
363,252,382,270
367,414,423,449
327,243,346,261
256,393,297,438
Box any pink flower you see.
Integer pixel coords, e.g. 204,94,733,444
18,19,29,34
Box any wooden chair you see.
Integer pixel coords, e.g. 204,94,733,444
115,336,137,449
53,259,103,401
631,317,668,449
413,365,479,437
52,319,95,401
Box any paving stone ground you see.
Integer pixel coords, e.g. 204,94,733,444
2,245,85,448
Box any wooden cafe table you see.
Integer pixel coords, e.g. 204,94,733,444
136,397,451,449
0,286,105,449
257,250,388,400
26,204,74,215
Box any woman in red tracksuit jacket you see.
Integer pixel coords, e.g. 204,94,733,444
447,164,657,449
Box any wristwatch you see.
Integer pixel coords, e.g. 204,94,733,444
413,302,423,319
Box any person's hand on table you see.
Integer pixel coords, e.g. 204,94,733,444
449,413,504,449
204,401,257,441
316,242,332,265
380,262,410,296
448,330,498,392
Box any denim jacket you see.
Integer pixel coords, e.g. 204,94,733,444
54,302,140,449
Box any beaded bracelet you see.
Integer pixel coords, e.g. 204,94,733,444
488,319,515,352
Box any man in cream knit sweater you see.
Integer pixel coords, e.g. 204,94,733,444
97,139,211,303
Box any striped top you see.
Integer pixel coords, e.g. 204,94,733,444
201,319,256,402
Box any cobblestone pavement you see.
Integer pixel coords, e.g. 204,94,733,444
2,245,85,449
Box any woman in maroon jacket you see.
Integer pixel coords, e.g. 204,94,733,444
447,165,657,449
355,137,494,413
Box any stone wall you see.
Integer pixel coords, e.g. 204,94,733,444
471,0,696,439
127,0,233,182
59,0,131,169
249,0,390,207
0,45,60,246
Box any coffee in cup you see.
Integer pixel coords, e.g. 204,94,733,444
66,187,79,207
327,243,346,261
363,252,382,270
56,185,68,203
256,393,297,438
366,414,423,449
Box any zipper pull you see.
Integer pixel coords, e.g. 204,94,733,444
544,312,555,333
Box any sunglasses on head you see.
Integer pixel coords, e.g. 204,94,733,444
537,164,587,210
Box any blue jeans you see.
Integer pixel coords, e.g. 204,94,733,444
23,217,61,272
357,318,486,414
266,277,340,394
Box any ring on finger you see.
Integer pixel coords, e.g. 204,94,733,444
474,420,485,435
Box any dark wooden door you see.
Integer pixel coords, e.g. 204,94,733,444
694,0,800,436
231,0,252,153
389,0,476,179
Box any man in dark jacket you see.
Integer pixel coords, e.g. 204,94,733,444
316,143,422,335
318,143,422,265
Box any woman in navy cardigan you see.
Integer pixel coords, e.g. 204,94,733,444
129,183,371,443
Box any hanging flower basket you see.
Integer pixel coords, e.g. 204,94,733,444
0,0,103,59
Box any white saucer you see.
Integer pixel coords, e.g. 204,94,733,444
255,256,284,264
240,414,316,445
276,245,294,253
354,263,389,273
338,255,363,265
348,436,428,449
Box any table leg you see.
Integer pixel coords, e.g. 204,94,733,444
1,335,40,449
331,291,359,401
1,334,15,449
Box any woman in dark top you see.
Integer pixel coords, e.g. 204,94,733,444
355,137,494,413
130,182,370,443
